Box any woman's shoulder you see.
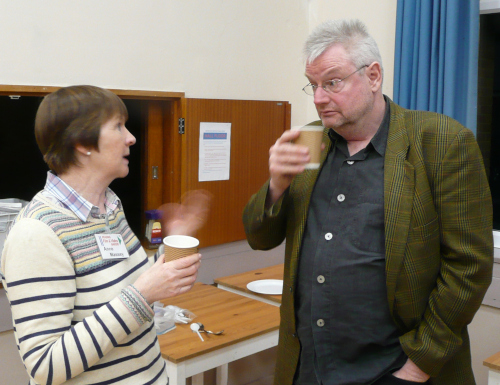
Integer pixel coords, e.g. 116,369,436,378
13,192,79,230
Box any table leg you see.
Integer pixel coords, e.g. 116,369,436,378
192,373,204,385
216,364,228,385
166,360,187,385
488,369,500,385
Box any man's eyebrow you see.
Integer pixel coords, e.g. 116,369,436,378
304,68,343,82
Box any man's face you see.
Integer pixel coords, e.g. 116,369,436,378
305,44,374,133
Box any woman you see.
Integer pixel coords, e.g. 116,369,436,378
0,85,207,384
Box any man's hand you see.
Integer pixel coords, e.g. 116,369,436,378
267,130,311,207
392,358,430,383
160,190,213,237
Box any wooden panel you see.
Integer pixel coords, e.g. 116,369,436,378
162,98,184,205
0,84,184,100
143,101,164,211
183,99,289,247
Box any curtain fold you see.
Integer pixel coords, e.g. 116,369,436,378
393,0,479,133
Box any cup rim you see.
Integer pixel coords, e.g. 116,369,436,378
291,126,323,132
163,235,199,248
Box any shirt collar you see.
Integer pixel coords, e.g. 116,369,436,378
44,171,121,222
369,95,391,156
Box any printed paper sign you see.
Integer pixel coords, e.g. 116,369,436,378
199,122,231,182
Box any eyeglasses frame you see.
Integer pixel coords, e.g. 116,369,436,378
302,65,369,96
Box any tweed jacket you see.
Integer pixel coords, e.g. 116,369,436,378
243,99,493,385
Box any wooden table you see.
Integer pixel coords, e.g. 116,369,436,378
214,264,284,306
484,351,500,385
157,283,280,385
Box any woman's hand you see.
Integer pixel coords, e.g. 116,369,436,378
133,253,201,304
159,190,213,237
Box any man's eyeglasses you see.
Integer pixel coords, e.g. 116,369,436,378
302,65,368,96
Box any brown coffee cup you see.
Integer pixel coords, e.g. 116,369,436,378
163,235,199,262
292,126,324,169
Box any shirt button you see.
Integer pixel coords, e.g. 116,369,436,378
317,319,325,327
347,160,355,165
317,275,325,284
337,194,345,202
325,233,332,240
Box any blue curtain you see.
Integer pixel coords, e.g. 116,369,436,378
393,0,479,134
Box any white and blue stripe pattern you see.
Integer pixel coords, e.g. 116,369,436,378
1,193,167,385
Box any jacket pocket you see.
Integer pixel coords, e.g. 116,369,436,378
410,216,439,241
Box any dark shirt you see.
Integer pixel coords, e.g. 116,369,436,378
294,99,406,385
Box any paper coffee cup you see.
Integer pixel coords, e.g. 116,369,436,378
292,126,324,169
163,235,199,262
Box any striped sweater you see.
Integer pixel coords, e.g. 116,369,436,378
0,193,168,385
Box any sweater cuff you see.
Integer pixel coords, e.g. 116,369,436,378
119,284,155,325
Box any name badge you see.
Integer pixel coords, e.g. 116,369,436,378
95,234,130,260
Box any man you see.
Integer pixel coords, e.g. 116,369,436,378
243,19,493,385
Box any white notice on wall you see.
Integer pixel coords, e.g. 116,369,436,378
199,122,231,182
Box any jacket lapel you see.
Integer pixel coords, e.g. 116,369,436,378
384,101,414,314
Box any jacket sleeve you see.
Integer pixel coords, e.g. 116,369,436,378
243,179,289,251
400,128,494,376
2,219,153,385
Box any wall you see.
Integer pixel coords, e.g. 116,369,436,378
0,0,310,126
0,0,397,128
470,305,500,385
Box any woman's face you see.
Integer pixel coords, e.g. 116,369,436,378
92,115,136,182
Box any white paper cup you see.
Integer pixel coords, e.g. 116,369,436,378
292,126,324,169
163,235,199,262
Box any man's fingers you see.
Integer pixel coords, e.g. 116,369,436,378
275,129,301,145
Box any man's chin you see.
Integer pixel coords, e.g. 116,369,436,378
320,117,343,129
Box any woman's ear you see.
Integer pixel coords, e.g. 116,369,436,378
74,144,91,157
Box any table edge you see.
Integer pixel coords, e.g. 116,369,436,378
161,324,280,363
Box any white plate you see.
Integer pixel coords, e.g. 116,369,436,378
247,279,283,295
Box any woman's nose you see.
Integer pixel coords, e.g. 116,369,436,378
125,127,136,146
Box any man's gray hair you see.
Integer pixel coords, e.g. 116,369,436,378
304,19,383,74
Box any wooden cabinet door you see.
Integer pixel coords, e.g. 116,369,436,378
180,99,291,248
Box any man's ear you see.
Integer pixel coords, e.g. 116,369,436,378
366,62,383,92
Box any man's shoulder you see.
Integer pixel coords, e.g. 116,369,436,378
387,100,476,153
389,99,466,134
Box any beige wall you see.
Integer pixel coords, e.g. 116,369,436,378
0,0,397,127
470,305,500,385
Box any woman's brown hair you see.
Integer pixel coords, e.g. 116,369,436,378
35,85,128,174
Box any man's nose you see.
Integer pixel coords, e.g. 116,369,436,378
314,86,330,105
